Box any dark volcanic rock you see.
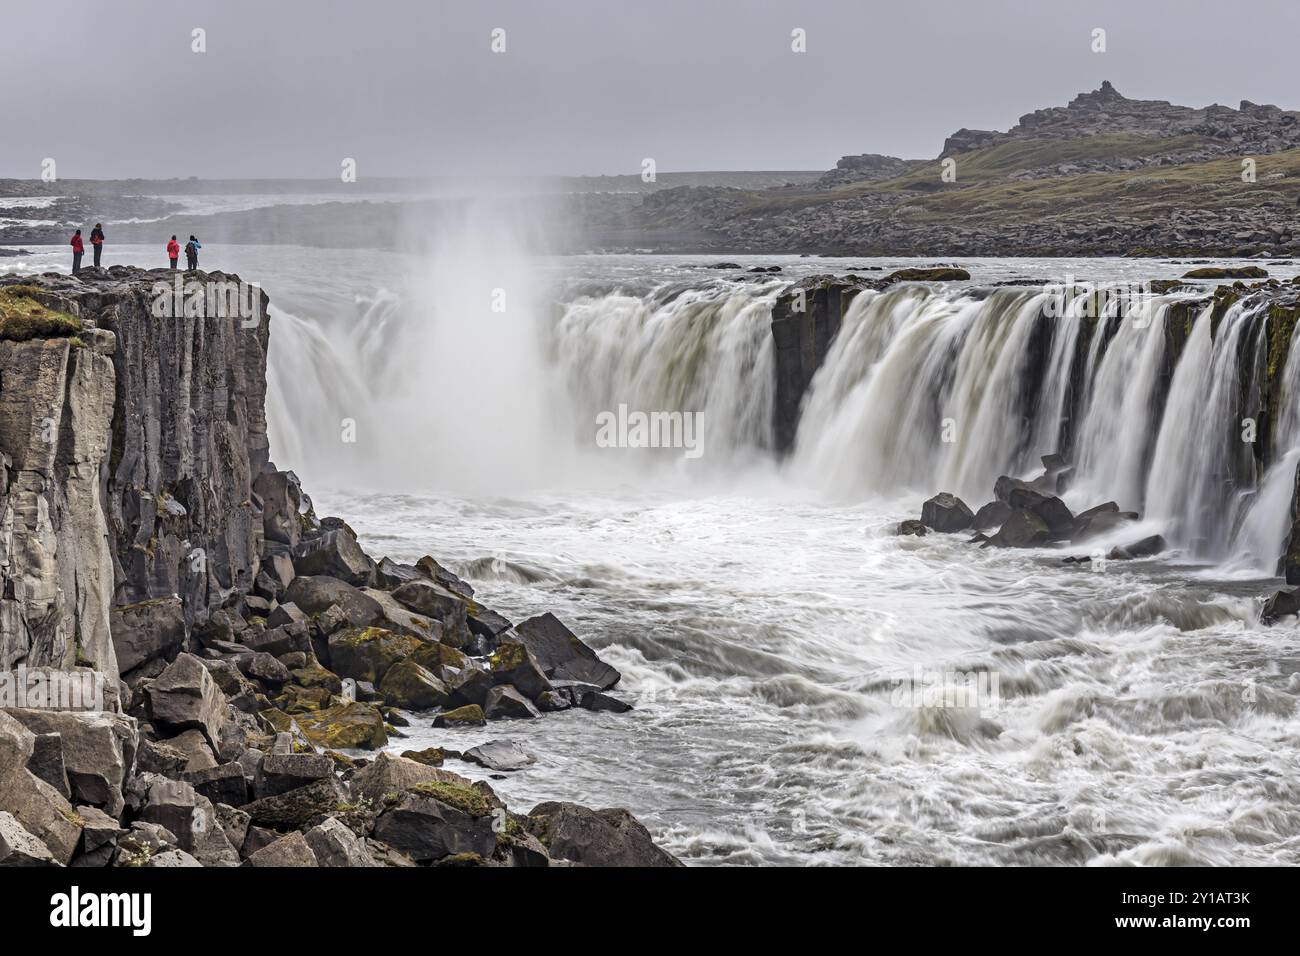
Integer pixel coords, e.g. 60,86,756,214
292,526,375,586
372,787,497,863
462,739,538,772
284,576,383,628
483,685,542,720
972,500,1014,531
1262,588,1300,623
921,493,975,532
513,612,621,690
1108,535,1167,560
1006,488,1075,538
525,802,681,867
988,510,1051,548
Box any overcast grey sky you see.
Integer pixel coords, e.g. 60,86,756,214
4,0,1299,179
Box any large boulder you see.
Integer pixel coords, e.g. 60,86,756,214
987,509,1051,548
463,739,537,772
242,776,346,832
1108,535,1166,560
253,753,334,799
488,640,553,700
379,660,452,710
245,830,319,867
136,776,239,866
361,588,445,642
303,816,378,866
0,710,36,780
347,752,465,805
183,762,249,807
525,802,681,867
5,709,136,816
284,576,383,628
372,783,497,863
513,613,621,690
291,526,375,587
1072,504,1134,541
145,653,228,751
484,685,541,720
0,811,57,866
920,493,975,532
1006,488,1075,538
972,500,1013,531
291,702,388,750
993,475,1033,503
390,580,470,639
110,597,185,675
433,704,486,728
0,768,83,864
1262,588,1300,624
327,627,423,684
253,469,306,548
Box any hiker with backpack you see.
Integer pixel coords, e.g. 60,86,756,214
90,223,105,267
70,229,84,274
185,235,201,270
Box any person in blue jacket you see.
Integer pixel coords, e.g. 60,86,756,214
185,235,202,270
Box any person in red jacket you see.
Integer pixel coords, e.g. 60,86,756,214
167,235,180,269
70,229,84,274
89,223,105,268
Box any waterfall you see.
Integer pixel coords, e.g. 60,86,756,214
547,282,779,464
1145,302,1260,554
267,263,1299,577
267,274,780,493
1069,298,1175,513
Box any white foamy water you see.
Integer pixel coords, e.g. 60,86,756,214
8,241,1300,864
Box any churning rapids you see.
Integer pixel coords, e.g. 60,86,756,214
10,243,1300,865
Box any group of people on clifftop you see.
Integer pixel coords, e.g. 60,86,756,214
69,227,202,274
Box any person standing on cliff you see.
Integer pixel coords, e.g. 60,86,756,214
89,223,105,268
167,235,180,269
70,229,84,274
185,235,201,270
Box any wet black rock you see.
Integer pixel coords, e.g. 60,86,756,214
1108,535,1167,560
972,500,1013,531
921,492,975,532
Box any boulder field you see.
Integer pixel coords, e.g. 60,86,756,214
0,269,678,868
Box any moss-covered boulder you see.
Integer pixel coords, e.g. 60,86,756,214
379,660,452,710
400,747,446,767
242,777,346,832
327,627,423,685
488,640,553,699
292,702,388,750
410,642,469,681
432,704,486,728
275,684,332,714
289,663,344,695
1182,266,1269,279
346,752,467,804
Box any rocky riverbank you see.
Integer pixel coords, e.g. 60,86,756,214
0,268,679,868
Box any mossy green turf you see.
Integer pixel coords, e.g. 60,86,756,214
0,286,82,341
